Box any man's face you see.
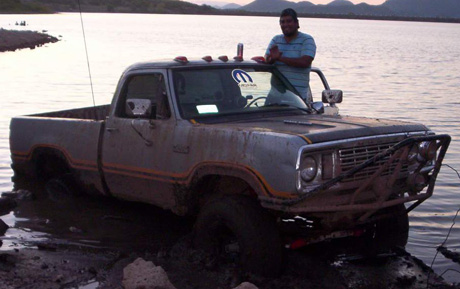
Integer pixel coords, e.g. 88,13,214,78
280,15,298,37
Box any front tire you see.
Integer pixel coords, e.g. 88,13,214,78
193,195,283,276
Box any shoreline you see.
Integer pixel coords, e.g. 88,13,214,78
0,29,59,52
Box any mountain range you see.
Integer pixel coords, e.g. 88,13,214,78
225,0,460,19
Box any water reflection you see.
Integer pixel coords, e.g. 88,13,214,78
1,176,192,252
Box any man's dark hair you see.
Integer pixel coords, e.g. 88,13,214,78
280,8,298,23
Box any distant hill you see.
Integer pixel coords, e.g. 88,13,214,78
240,0,460,19
327,0,354,7
242,0,300,12
0,0,50,13
382,0,460,18
221,3,241,9
18,0,218,14
2,0,459,21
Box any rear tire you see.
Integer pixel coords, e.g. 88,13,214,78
45,174,80,202
193,194,283,276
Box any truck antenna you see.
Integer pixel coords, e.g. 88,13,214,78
77,0,96,107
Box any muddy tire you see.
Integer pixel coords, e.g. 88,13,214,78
45,174,80,202
193,195,283,276
366,204,409,253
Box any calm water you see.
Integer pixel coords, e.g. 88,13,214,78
1,13,460,282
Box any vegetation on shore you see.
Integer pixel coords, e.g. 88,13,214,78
0,0,52,14
0,0,459,23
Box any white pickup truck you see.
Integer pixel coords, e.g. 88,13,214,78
9,54,450,276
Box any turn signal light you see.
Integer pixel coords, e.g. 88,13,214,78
202,56,213,62
174,56,188,64
218,55,228,62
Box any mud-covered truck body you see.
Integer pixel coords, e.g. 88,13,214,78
9,57,450,275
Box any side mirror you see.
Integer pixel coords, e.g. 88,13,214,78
126,99,152,118
322,90,343,104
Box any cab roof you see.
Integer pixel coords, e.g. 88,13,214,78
124,56,271,72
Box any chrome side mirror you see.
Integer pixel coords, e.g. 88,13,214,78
126,99,152,118
322,90,343,104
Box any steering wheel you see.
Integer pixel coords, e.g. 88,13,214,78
245,97,267,108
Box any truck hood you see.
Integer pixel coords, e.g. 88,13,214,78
210,114,428,144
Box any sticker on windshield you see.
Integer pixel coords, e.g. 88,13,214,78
232,69,257,88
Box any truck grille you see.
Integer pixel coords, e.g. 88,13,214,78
339,141,408,183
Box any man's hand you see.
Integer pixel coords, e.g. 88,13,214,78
269,45,282,61
266,45,313,68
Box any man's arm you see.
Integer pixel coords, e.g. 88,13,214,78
276,55,313,68
266,45,314,67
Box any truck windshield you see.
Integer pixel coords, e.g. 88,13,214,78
173,67,308,119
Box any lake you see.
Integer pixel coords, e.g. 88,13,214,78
0,13,459,283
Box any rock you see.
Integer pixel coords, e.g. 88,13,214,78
37,243,57,252
122,257,177,289
69,226,84,233
0,29,59,53
0,197,17,216
1,190,35,202
232,282,259,289
437,245,460,264
396,275,416,287
0,219,9,236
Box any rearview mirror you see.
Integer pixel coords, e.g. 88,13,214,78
126,99,152,118
322,90,343,104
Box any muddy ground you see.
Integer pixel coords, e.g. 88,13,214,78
0,29,58,52
0,177,459,289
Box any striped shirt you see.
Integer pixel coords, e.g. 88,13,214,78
266,32,316,102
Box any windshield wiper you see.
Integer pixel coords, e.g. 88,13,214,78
263,103,312,114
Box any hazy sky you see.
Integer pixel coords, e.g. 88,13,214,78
190,0,387,5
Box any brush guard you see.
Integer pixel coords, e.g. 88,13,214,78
260,134,451,222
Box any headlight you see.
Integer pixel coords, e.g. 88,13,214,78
300,156,317,182
407,141,437,164
418,141,437,162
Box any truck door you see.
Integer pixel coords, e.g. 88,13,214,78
101,72,176,209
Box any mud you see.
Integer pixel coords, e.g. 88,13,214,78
0,29,58,52
0,178,459,289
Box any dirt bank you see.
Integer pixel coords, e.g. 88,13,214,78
0,29,58,52
1,181,459,289
1,234,458,289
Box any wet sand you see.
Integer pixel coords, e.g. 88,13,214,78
0,29,58,52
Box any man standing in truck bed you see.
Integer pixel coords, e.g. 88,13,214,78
265,8,317,104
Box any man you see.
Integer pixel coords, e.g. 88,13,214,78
265,8,316,103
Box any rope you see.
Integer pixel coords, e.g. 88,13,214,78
427,164,460,288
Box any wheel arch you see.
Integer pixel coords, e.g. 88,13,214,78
175,162,269,216
31,146,73,181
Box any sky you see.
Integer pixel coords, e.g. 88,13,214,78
189,0,387,5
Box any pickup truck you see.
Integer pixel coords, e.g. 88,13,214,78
9,52,450,276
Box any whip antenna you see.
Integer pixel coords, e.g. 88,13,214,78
77,0,96,107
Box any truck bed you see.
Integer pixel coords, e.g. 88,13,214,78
10,105,109,195
33,105,110,121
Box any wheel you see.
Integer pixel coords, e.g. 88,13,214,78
245,96,267,108
45,174,80,202
365,204,409,254
193,195,283,276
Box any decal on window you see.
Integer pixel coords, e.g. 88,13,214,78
232,69,257,88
